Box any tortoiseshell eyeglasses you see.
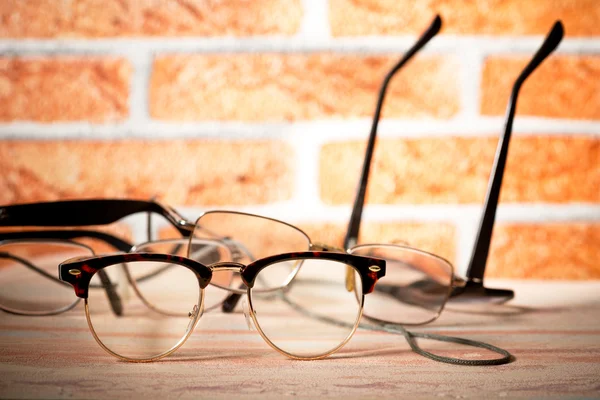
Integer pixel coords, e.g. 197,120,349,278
58,251,385,362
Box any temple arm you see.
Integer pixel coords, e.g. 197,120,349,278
0,229,133,252
0,199,193,237
343,15,442,250
462,21,564,286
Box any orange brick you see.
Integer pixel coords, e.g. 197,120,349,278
481,56,600,120
299,222,457,263
150,54,459,121
0,57,130,122
330,0,600,36
320,136,600,204
0,0,302,38
0,140,294,206
488,223,600,279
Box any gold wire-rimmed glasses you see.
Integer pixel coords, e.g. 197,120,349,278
188,210,464,326
58,251,386,362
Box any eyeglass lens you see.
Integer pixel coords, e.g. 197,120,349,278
249,258,364,358
86,259,203,360
0,241,91,314
349,244,453,325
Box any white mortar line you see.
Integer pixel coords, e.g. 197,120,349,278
1,118,599,140
0,37,599,55
457,46,484,119
170,204,600,224
288,134,323,212
128,51,153,124
299,0,331,39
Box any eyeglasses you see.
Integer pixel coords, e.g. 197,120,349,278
210,17,565,326
58,251,385,362
343,19,564,305
0,200,316,314
0,203,456,327
0,199,197,316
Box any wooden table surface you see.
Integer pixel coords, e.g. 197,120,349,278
1,280,599,399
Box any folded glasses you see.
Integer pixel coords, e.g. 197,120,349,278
0,202,318,315
0,202,460,326
58,251,386,362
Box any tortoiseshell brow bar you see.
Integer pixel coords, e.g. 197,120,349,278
59,251,386,299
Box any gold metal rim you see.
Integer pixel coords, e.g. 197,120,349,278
247,288,365,361
83,289,205,363
349,242,454,326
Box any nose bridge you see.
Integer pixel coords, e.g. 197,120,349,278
210,261,245,274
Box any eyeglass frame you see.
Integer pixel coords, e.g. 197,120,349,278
343,17,564,303
58,251,386,362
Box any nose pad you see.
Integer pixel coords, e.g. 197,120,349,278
242,297,255,331
186,304,199,332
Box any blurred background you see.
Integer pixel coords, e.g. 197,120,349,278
0,0,598,279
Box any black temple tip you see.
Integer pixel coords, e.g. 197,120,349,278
431,15,442,34
546,20,564,50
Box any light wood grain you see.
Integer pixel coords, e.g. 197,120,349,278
1,280,599,399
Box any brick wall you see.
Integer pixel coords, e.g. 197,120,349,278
1,0,598,279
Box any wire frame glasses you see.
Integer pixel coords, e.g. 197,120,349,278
129,238,235,313
188,211,312,299
0,239,94,315
58,251,385,362
189,210,465,326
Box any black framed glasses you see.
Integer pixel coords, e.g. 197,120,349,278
0,199,196,315
343,19,565,309
0,199,336,315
